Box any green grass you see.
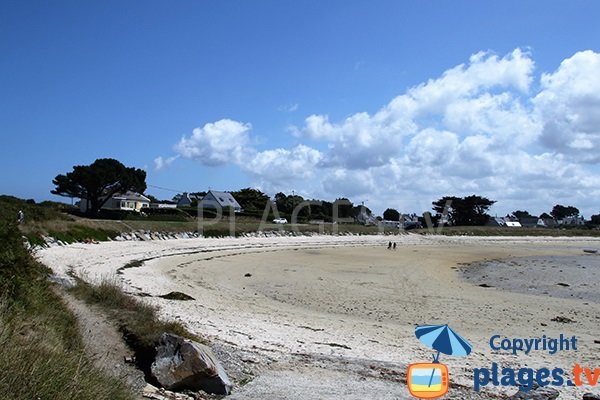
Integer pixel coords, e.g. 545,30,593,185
0,198,134,400
5,194,600,243
68,275,204,352
47,226,119,243
0,195,72,223
413,225,600,237
0,303,132,400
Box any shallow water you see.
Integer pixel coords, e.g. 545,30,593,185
461,254,600,303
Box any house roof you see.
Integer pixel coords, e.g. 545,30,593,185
177,192,193,207
488,217,506,226
204,190,242,209
519,217,539,226
112,191,150,202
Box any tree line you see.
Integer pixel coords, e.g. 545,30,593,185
51,158,597,226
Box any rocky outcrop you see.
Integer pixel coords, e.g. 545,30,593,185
151,333,232,395
33,229,364,248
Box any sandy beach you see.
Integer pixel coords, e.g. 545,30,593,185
37,234,600,399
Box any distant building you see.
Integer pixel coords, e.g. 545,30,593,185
559,216,585,226
487,217,507,227
199,190,242,213
538,218,557,228
356,210,378,226
380,220,401,228
518,217,539,228
505,221,522,228
177,192,193,208
487,217,522,227
80,191,150,213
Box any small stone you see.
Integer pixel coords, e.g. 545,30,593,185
158,292,195,301
551,316,575,324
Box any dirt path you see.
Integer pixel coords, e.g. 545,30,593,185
57,289,147,397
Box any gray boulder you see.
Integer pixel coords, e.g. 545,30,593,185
151,333,232,395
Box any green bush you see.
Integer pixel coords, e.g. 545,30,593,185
0,195,71,224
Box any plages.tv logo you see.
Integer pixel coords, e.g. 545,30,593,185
407,324,473,399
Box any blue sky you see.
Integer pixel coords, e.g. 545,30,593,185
2,1,600,216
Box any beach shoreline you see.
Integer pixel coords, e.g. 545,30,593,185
37,234,600,399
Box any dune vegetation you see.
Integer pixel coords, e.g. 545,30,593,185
0,197,133,399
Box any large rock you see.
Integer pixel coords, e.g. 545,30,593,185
151,333,232,395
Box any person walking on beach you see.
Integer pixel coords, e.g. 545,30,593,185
393,242,397,250
387,241,392,250
17,210,24,224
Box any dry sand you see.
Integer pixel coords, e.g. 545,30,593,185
37,234,600,399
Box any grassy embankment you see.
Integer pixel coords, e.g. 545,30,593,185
0,196,208,398
0,197,133,399
414,225,600,237
67,275,204,384
14,200,389,242
8,194,599,242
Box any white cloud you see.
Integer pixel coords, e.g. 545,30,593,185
165,49,600,216
292,49,535,170
443,92,539,146
153,155,179,171
405,128,459,166
174,119,252,166
245,144,323,181
278,103,299,113
534,50,600,162
322,168,376,198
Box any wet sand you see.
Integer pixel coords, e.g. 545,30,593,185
462,254,600,303
37,235,600,399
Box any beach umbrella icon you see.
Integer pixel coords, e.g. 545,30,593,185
415,324,472,362
414,324,472,389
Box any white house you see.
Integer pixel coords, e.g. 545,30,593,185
380,220,401,228
80,191,150,213
559,216,585,226
487,217,522,227
199,190,242,213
